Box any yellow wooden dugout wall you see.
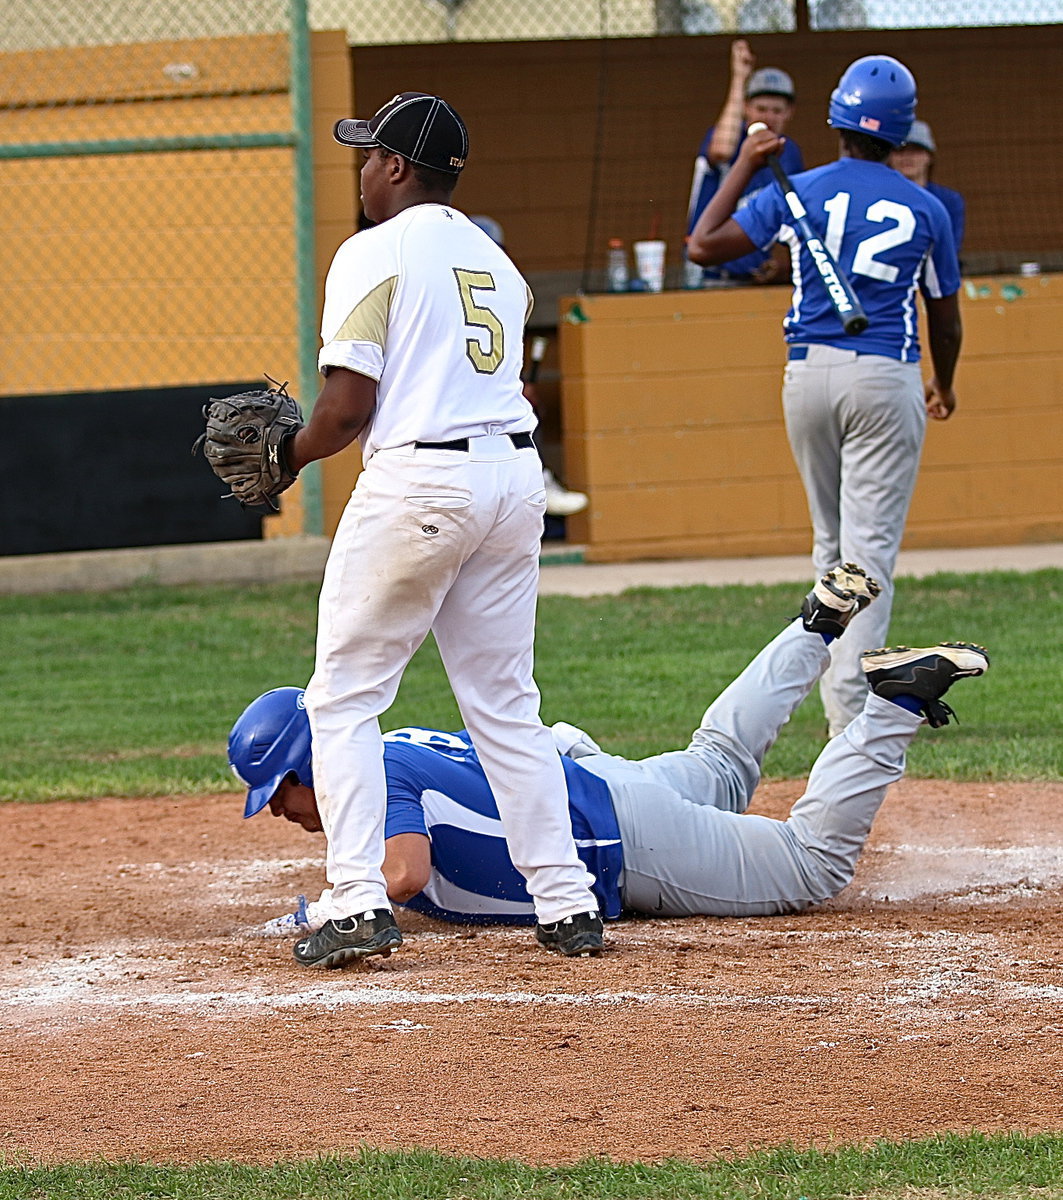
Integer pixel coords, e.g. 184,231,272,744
559,275,1063,562
2,34,295,396
0,29,359,540
5,29,1061,557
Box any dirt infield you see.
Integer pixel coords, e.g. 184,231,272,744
3,778,1062,1166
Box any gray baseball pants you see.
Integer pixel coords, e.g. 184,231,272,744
569,620,923,917
782,344,926,736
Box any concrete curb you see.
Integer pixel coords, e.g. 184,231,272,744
0,537,582,596
0,537,332,595
2,538,1062,598
537,543,1063,596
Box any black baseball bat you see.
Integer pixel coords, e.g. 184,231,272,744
751,126,869,335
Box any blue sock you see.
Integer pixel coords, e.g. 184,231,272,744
889,693,924,715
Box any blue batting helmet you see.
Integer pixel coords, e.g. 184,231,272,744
228,686,314,818
827,55,917,147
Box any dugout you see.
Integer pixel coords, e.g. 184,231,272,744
556,275,1063,562
2,18,1062,559
349,22,1063,561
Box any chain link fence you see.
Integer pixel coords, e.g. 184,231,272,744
1,2,303,406
1,1,1059,552
308,0,1058,42
3,0,1056,400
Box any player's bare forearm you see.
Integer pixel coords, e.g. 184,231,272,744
383,833,432,903
689,129,780,266
707,105,743,165
924,292,963,420
287,366,376,470
707,83,747,165
708,40,755,164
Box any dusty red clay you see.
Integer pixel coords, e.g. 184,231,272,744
2,778,1062,1165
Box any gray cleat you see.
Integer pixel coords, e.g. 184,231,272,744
800,563,882,637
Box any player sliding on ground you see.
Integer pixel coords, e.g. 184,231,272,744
229,567,988,951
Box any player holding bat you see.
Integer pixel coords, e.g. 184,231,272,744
688,54,963,739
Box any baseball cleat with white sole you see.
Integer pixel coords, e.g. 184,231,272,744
799,563,882,637
293,909,402,968
535,910,604,957
861,641,990,727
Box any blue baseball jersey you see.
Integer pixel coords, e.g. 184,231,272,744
735,157,961,361
926,181,965,255
687,129,805,278
381,728,624,925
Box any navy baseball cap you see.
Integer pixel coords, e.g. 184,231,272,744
334,92,468,174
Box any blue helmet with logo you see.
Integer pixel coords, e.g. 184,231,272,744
827,55,917,147
228,686,313,818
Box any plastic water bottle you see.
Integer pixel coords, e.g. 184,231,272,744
606,238,629,292
683,238,704,289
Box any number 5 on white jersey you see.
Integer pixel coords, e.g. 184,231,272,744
454,269,504,374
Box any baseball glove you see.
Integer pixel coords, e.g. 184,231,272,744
194,377,304,511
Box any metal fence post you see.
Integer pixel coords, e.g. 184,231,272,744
289,0,322,537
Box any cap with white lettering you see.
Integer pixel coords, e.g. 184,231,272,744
746,67,796,101
334,91,468,174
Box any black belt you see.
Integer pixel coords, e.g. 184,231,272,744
787,345,809,360
414,432,535,451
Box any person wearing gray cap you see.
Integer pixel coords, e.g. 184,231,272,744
686,38,804,283
282,91,604,968
889,119,966,256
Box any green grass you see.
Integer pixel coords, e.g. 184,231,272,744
2,1133,1063,1198
1,570,1060,802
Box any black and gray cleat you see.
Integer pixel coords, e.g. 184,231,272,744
861,641,990,727
293,909,403,969
535,910,604,957
799,563,882,637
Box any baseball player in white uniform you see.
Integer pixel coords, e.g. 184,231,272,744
281,92,602,967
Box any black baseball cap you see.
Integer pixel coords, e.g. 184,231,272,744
334,92,468,174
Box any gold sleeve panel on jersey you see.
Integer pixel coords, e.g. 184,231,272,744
333,274,398,350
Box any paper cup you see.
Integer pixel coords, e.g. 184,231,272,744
633,240,667,292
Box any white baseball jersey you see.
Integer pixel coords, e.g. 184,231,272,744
318,204,536,461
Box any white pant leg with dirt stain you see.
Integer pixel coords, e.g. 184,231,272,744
304,437,597,924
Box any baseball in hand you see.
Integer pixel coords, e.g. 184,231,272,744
747,121,769,135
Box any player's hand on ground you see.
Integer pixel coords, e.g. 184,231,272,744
260,895,314,937
925,378,956,420
731,39,755,80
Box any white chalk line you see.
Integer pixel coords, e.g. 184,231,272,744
853,842,1063,903
3,926,1062,1023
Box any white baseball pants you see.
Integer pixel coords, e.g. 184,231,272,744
782,345,926,736
304,435,598,924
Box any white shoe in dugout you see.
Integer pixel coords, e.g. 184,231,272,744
543,467,588,517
